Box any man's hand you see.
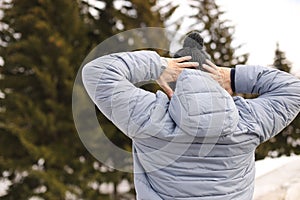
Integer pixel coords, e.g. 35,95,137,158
202,60,233,95
156,56,199,98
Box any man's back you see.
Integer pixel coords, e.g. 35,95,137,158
132,69,257,199
82,51,300,199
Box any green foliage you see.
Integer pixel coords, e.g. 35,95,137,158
0,0,107,199
255,44,300,160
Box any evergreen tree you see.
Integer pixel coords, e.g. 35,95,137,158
273,43,291,73
80,0,117,50
255,44,300,160
81,0,165,50
0,0,110,199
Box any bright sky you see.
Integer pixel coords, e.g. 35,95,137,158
215,0,300,76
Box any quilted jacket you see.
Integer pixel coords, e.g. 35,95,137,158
82,50,300,200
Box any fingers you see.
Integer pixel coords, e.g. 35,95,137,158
156,77,174,98
171,56,199,68
202,64,216,74
202,60,220,77
178,61,199,68
205,59,218,70
173,56,192,63
160,81,174,98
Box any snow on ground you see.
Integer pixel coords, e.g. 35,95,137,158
255,155,300,179
254,155,300,200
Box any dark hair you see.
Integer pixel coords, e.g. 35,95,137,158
174,31,210,70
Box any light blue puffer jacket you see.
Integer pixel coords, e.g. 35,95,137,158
82,50,300,200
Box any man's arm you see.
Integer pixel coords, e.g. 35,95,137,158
82,50,198,139
204,61,300,143
234,65,300,142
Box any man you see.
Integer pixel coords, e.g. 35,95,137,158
82,37,300,199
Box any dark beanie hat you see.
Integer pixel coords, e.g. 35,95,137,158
174,31,211,71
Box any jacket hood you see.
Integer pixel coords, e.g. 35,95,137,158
169,69,239,138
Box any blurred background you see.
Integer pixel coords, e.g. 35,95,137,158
0,0,299,199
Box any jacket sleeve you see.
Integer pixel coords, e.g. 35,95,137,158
81,50,169,139
234,65,300,143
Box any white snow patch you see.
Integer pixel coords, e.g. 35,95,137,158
0,178,11,197
254,155,300,199
255,156,300,178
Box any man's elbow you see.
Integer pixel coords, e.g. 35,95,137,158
81,63,100,102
